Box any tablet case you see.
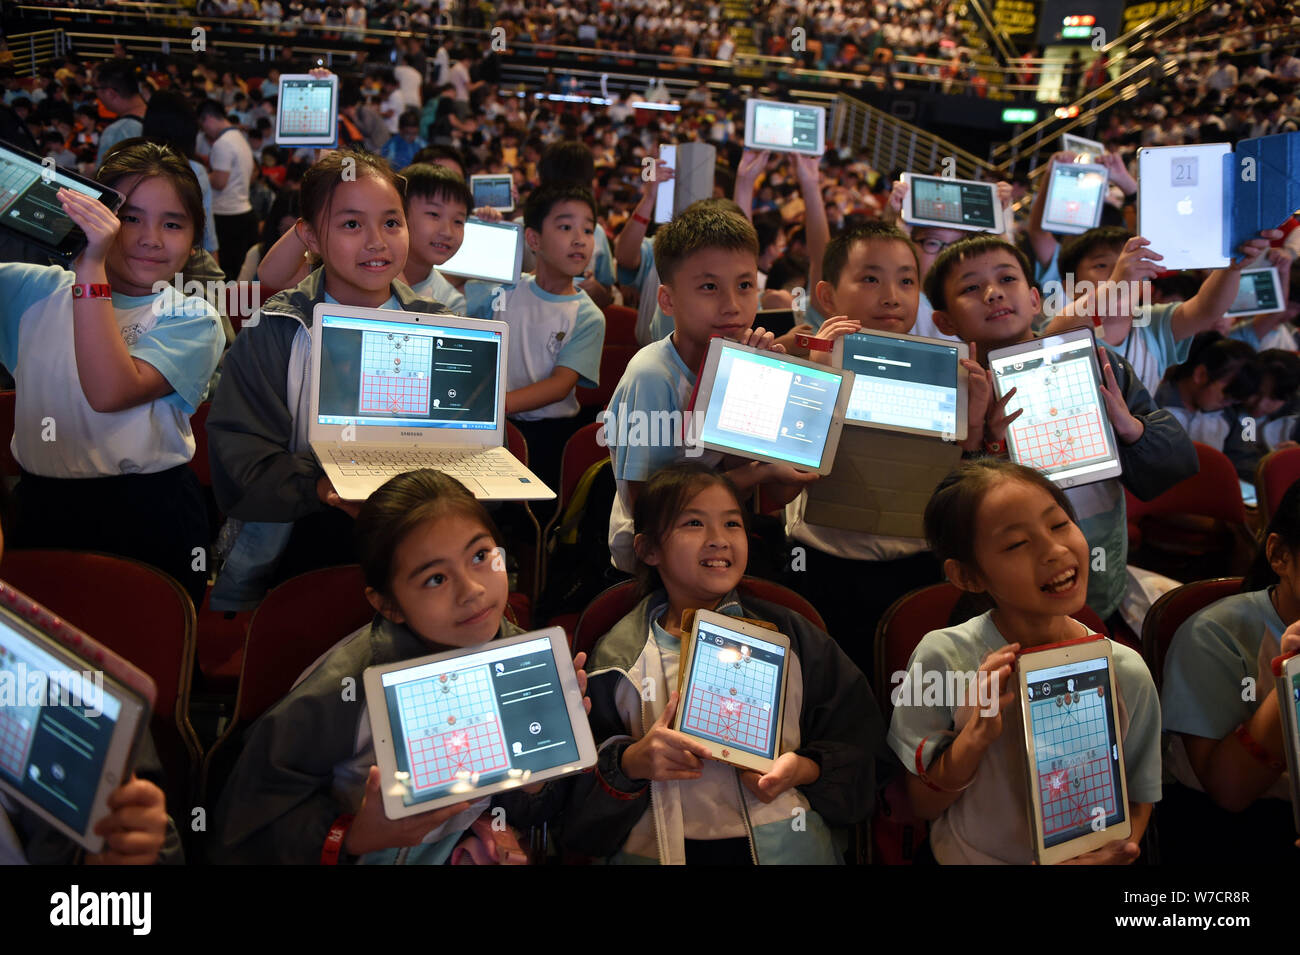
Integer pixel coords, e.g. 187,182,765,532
1225,131,1300,256
672,143,717,218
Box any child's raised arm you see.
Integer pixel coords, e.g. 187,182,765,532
1169,230,1284,341
255,220,313,289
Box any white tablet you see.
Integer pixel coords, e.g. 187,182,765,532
1275,652,1300,833
674,609,791,774
988,327,1123,488
1061,132,1104,164
437,218,524,285
689,337,854,475
470,174,514,213
0,583,155,853
363,628,596,819
1019,638,1131,864
1227,266,1287,317
744,98,826,156
1137,143,1231,270
275,73,340,147
654,144,676,225
831,328,969,441
1042,162,1109,235
900,172,1005,234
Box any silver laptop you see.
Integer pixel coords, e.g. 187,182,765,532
308,303,554,501
803,329,968,537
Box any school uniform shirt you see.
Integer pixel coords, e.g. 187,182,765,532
465,275,604,421
0,264,223,477
887,612,1163,864
411,267,466,314
189,159,220,255
605,335,723,572
1111,303,1188,396
1153,379,1231,450
1033,247,1062,334
616,237,669,347
1161,589,1291,800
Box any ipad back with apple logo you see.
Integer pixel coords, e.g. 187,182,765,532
1137,144,1231,271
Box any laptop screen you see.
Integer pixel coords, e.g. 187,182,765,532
839,333,959,436
316,312,501,431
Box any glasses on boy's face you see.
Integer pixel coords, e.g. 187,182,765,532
916,237,956,256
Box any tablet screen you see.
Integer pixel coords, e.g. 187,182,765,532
680,618,786,760
472,177,512,210
1023,655,1125,848
840,332,959,435
438,219,522,284
277,77,337,141
990,337,1119,485
0,143,117,255
1044,164,1107,232
748,101,823,154
697,344,846,469
377,635,583,809
0,615,126,835
1227,267,1283,316
908,175,998,230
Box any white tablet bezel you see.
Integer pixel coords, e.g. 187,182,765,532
0,612,151,853
1061,132,1104,163
673,609,791,774
275,73,340,147
1041,161,1109,235
470,173,515,213
689,337,854,476
987,327,1124,487
437,218,525,284
654,143,676,224
831,328,970,441
1226,266,1287,317
743,98,826,156
363,627,597,819
900,172,1005,234
1018,639,1132,865
1277,654,1300,833
1136,143,1231,271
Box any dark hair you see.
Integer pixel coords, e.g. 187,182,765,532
752,209,784,256
356,469,503,600
925,458,1077,572
1059,226,1132,281
1244,480,1300,591
632,462,748,597
1168,332,1258,400
260,188,301,252
522,180,596,232
822,221,919,287
654,203,759,286
402,162,473,213
923,235,1034,312
141,90,199,160
96,139,204,249
94,58,142,98
195,98,229,123
397,107,421,130
410,143,467,177
1256,349,1300,403
537,139,595,186
299,148,404,258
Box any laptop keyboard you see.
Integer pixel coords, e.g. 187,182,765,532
327,446,520,477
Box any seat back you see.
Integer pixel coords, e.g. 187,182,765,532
1141,577,1242,693
1256,446,1300,523
1128,442,1247,526
576,344,638,412
549,421,609,523
0,390,18,477
505,420,529,465
0,550,200,802
601,304,638,348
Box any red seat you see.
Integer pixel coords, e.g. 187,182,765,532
1256,447,1300,523
541,421,610,593
505,421,543,606
0,551,201,805
1126,442,1247,549
0,390,18,477
601,304,638,348
1140,577,1242,694
576,344,637,413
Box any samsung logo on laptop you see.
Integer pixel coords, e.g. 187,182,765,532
399,431,426,437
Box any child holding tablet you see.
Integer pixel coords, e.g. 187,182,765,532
1160,481,1300,863
0,140,224,608
925,235,1198,626
208,149,452,607
888,458,1162,864
565,462,880,865
212,469,590,864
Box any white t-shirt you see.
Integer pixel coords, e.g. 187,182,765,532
394,64,423,109
448,62,471,102
208,127,254,216
411,267,466,315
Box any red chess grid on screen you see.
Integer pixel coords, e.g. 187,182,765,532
406,718,509,790
359,371,431,416
1040,755,1116,837
1012,411,1108,469
682,687,772,751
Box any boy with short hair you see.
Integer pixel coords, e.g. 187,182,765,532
605,202,816,571
400,163,470,314
925,235,1198,624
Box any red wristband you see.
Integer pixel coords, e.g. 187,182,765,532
796,333,832,352
71,283,111,299
632,213,650,226
321,813,354,865
1234,724,1285,773
983,439,1005,455
914,735,973,793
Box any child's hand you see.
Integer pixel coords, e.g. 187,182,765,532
738,325,785,353
960,354,992,450
85,776,168,865
962,644,1019,745
316,475,362,518
641,159,674,199
1279,619,1300,658
344,765,473,856
888,179,907,213
741,752,820,803
996,180,1013,212
1231,229,1284,270
757,461,820,488
792,153,820,188
984,381,1023,445
573,651,592,714
736,148,771,183
58,188,119,267
1055,838,1141,865
620,692,712,782
1099,151,1137,195
473,206,504,222
1108,236,1162,289
1096,346,1144,444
